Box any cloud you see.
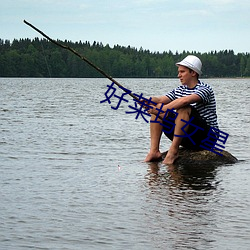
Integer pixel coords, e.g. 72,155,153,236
79,3,89,10
134,0,167,5
206,0,237,4
197,0,250,10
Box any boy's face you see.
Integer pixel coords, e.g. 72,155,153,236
177,65,197,85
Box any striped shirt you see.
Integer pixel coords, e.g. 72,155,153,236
166,80,219,129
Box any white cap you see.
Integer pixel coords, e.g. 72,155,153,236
176,55,202,75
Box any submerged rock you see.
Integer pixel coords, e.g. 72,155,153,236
161,148,238,166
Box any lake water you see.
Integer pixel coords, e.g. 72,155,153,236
0,78,250,250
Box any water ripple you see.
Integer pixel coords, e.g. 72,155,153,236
0,78,250,249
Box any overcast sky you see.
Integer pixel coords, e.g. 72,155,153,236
1,0,249,53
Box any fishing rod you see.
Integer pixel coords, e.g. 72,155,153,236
23,20,139,101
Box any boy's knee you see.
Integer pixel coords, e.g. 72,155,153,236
176,106,191,115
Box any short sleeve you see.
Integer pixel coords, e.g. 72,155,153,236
166,89,176,101
165,86,185,101
195,86,212,104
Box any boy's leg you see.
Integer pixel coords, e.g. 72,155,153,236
144,114,163,162
163,106,191,164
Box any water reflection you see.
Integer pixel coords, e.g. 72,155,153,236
147,162,219,191
144,162,220,249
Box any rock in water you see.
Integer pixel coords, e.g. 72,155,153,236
161,148,238,166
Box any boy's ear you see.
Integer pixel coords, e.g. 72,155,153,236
191,70,198,77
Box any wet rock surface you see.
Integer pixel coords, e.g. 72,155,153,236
161,148,238,166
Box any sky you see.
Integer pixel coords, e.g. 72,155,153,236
1,0,250,53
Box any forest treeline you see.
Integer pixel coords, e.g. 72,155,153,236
0,38,250,78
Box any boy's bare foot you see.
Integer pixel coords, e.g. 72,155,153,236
163,149,179,165
144,151,162,162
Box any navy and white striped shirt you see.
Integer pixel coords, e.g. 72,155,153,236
166,80,219,129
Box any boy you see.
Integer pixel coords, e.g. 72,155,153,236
144,55,218,164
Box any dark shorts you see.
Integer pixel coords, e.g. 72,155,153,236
162,106,212,150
